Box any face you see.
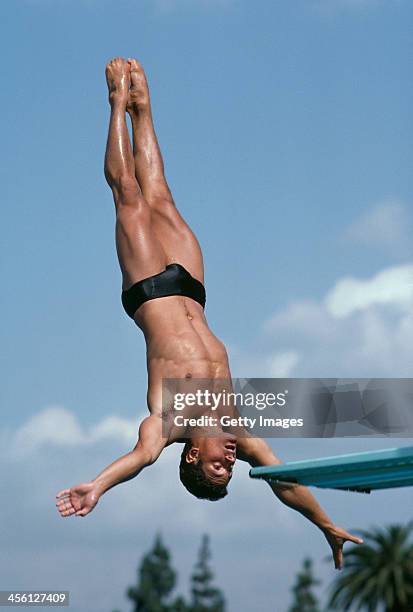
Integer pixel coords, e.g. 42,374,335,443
187,435,237,484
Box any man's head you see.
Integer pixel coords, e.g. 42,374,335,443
179,435,237,501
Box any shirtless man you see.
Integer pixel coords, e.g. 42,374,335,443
56,58,362,569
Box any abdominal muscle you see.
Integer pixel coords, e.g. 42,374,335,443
133,295,231,416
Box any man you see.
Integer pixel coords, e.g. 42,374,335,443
56,58,362,569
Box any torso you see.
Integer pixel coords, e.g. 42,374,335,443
133,295,231,421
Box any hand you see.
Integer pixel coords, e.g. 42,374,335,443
55,482,100,518
323,524,363,569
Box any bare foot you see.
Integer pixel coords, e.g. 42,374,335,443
55,482,100,517
105,57,130,106
127,58,150,114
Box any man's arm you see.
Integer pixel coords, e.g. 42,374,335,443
93,415,166,495
56,415,166,517
237,437,363,569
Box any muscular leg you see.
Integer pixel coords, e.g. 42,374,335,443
104,58,166,290
126,59,204,284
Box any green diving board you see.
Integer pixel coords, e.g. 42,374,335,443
249,446,413,493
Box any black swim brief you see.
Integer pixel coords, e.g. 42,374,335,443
121,263,206,319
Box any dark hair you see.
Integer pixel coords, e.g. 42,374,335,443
179,442,228,501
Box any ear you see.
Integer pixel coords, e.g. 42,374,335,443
185,446,199,464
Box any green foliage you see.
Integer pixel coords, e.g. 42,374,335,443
170,595,190,612
190,535,226,612
127,533,178,612
122,533,225,612
328,522,413,612
288,557,320,612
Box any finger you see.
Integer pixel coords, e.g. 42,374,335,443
75,509,87,517
56,496,70,503
345,534,364,545
56,489,71,498
333,546,342,570
336,547,343,569
56,498,71,507
57,499,72,510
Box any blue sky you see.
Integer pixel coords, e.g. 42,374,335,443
1,1,412,611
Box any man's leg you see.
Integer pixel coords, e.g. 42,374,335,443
104,58,166,290
126,59,204,284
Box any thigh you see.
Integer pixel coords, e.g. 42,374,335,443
115,202,167,290
150,200,205,284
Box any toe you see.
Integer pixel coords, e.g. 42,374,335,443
128,58,142,72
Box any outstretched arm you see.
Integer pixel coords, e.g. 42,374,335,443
237,437,363,569
56,415,166,518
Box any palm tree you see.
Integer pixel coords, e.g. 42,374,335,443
328,522,413,611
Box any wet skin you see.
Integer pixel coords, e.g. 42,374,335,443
55,58,364,571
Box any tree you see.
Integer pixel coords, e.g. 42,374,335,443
288,557,320,612
328,522,413,611
190,535,225,612
169,596,189,612
127,533,180,612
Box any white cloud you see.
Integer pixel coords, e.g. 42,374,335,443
266,299,336,339
280,264,413,377
268,351,301,377
10,406,138,457
12,407,86,450
343,199,412,255
254,263,413,377
90,414,138,444
325,263,413,318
